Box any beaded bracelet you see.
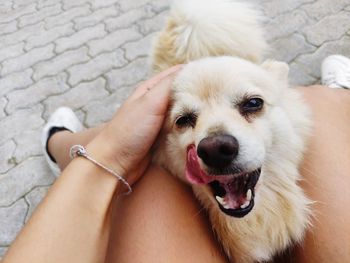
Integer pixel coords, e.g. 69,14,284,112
70,145,132,195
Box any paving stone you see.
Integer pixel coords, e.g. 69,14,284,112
118,0,150,12
0,156,54,207
26,22,75,50
0,23,45,49
19,4,62,27
302,0,350,20
105,5,154,32
1,44,55,76
0,105,44,146
295,36,350,79
150,0,171,13
37,0,61,9
33,47,90,80
138,10,168,35
0,247,7,259
13,129,43,164
6,73,69,113
270,33,316,63
13,0,31,7
265,9,310,41
0,140,16,174
62,0,94,10
63,0,118,10
0,97,7,120
0,2,12,13
289,61,317,87
43,78,109,118
84,86,133,127
88,26,142,56
0,199,28,246
260,0,314,18
0,68,33,98
0,3,36,24
91,0,120,10
14,0,40,8
106,57,149,92
74,109,86,125
302,12,350,46
0,20,18,35
55,23,107,53
67,0,119,10
123,32,157,61
45,4,91,29
68,49,127,85
25,186,50,222
0,42,24,63
74,6,119,30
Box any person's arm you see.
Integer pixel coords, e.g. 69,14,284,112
2,66,182,263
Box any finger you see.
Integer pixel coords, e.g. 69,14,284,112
140,69,179,115
128,65,183,102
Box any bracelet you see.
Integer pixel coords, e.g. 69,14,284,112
69,145,132,195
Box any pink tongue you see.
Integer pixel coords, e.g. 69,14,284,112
185,145,248,209
185,145,212,185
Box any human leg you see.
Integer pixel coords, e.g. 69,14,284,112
106,165,228,263
42,107,106,173
48,125,104,170
294,85,350,263
295,56,350,261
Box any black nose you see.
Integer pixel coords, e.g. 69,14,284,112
197,135,239,169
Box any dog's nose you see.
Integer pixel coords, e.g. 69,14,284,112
197,135,239,168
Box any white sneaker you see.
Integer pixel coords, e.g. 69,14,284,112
321,55,350,89
42,107,83,177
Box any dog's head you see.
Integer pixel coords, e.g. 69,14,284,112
160,56,292,218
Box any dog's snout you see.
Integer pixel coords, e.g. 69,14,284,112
197,135,239,168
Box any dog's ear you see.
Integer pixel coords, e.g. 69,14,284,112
261,60,289,83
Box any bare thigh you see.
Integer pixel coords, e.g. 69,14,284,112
105,165,228,263
295,86,350,262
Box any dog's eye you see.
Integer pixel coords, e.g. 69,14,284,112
240,98,264,114
175,113,197,128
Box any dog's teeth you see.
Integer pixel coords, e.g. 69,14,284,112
215,196,225,206
240,200,250,209
246,189,252,201
223,203,231,210
215,196,232,210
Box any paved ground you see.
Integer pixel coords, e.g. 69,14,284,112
0,0,350,257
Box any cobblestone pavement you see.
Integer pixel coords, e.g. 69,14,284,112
1,0,350,257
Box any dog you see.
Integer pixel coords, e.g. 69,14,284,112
151,0,312,262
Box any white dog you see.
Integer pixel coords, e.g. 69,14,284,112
152,0,312,262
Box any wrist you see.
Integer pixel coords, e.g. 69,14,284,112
86,134,126,175
71,144,132,195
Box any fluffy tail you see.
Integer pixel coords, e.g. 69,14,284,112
151,0,268,73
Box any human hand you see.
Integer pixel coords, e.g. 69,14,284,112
87,65,182,187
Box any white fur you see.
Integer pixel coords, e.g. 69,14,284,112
151,0,268,72
152,1,312,262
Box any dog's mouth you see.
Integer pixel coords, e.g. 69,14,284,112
186,144,261,218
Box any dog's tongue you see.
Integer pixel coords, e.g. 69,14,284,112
185,145,213,185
